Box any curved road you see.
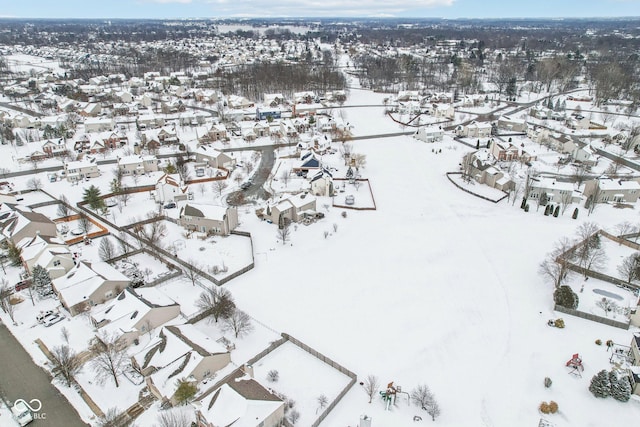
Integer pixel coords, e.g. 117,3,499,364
0,321,88,426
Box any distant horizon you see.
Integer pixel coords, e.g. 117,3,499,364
1,0,639,21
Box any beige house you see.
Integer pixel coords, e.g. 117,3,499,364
53,261,130,316
194,146,235,169
429,103,455,120
584,178,640,204
462,149,513,192
91,287,180,346
178,204,238,236
309,169,335,197
195,367,284,427
270,193,317,225
0,205,58,245
84,117,114,132
19,235,74,279
627,335,640,395
132,324,231,405
497,115,527,133
528,177,581,204
117,155,159,176
64,159,101,182
456,121,492,138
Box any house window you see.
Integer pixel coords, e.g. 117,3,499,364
53,260,61,267
203,370,211,378
105,291,113,299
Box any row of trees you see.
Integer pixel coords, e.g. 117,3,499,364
362,375,441,421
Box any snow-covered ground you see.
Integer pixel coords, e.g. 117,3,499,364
2,81,640,427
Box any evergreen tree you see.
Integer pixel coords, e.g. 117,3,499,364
572,208,579,219
611,372,632,402
83,185,105,211
553,205,560,217
589,370,611,398
174,378,197,405
32,264,53,297
476,140,480,149
554,285,579,309
540,192,549,206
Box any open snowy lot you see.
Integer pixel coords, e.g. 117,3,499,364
225,134,640,427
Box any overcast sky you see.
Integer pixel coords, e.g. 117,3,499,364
1,0,639,19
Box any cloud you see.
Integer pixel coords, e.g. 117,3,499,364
206,0,454,17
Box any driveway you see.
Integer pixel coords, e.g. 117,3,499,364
0,321,88,427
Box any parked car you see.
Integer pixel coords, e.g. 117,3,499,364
43,313,65,327
240,182,251,190
14,279,32,292
36,310,55,323
11,400,33,426
164,202,177,209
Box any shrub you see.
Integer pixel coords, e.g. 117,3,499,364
524,204,530,212
595,339,602,345
539,402,551,414
554,318,565,328
544,377,552,388
548,401,558,413
267,369,279,382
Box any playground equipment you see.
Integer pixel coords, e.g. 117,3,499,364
379,382,410,410
566,353,584,377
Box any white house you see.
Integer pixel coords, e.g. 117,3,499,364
584,178,640,204
309,168,334,197
64,159,100,182
414,125,444,143
19,234,74,279
84,117,115,133
194,146,235,169
528,177,581,204
117,155,159,176
456,121,492,138
155,174,189,204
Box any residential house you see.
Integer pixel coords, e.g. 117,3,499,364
528,177,581,204
429,103,455,120
42,138,68,158
194,367,284,427
396,90,421,102
456,121,492,138
293,91,316,104
132,324,231,405
19,234,74,279
626,334,640,395
0,205,58,245
81,103,102,117
566,114,591,131
154,174,189,204
84,117,115,133
263,93,285,106
414,125,444,143
279,119,299,139
572,144,598,166
52,261,130,316
206,124,228,142
497,115,527,133
269,193,317,225
584,178,640,204
64,159,100,182
309,168,334,197
293,151,321,174
117,155,159,176
549,133,577,154
178,204,238,236
194,146,235,169
91,287,180,346
311,134,332,155
462,149,513,191
490,140,538,163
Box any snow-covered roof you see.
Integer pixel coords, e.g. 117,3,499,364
182,203,228,221
598,179,640,191
53,261,129,307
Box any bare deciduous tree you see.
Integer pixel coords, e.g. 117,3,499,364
212,180,228,196
280,168,291,187
411,384,433,409
363,375,380,403
57,194,71,218
184,259,202,286
221,309,253,338
27,177,43,190
277,223,291,245
95,407,120,427
539,237,574,288
141,214,167,247
616,221,635,241
0,278,16,323
90,332,129,388
156,408,193,427
195,286,236,323
618,253,640,284
316,394,328,414
98,237,116,261
50,344,82,387
78,212,91,235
